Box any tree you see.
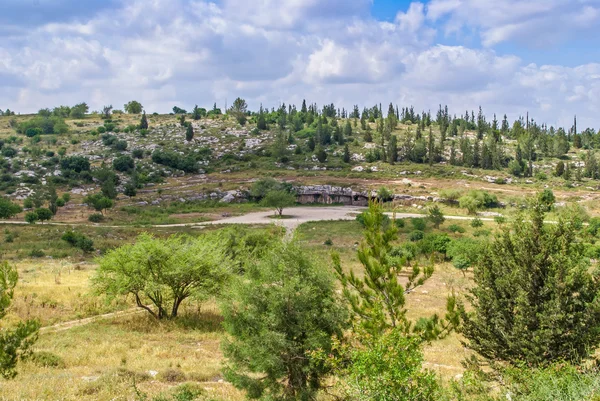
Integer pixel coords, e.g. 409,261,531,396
0,261,39,379
185,123,194,142
34,208,52,223
333,330,442,401
139,111,148,129
461,195,600,366
113,155,135,173
260,190,296,216
427,205,445,229
342,144,350,163
230,97,248,126
0,197,22,219
94,233,228,319
24,212,38,224
48,184,58,215
101,105,113,119
333,201,458,339
124,100,143,114
69,102,89,119
84,194,114,215
192,105,205,120
221,241,347,401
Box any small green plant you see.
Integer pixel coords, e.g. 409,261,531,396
28,248,45,258
88,213,104,223
324,238,333,246
30,351,65,368
409,230,424,242
470,218,484,228
411,217,426,231
61,231,94,253
448,224,466,233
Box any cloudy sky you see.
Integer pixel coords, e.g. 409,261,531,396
1,0,599,128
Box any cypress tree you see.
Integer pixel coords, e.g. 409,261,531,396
185,123,194,141
140,111,148,129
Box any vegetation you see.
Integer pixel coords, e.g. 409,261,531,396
0,261,39,378
94,233,228,319
221,240,347,400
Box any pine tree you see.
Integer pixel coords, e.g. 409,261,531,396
428,127,434,166
462,193,600,366
343,120,352,138
140,111,148,130
342,144,350,163
388,135,398,164
333,201,458,339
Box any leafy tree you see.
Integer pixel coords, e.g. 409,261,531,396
24,212,38,224
0,261,39,379
221,241,347,401
69,102,89,119
185,123,194,141
260,190,295,216
124,182,137,197
34,208,52,223
333,201,458,339
427,205,445,229
94,233,228,319
173,106,187,114
461,195,600,366
124,100,143,114
139,111,148,129
84,194,114,215
0,198,22,219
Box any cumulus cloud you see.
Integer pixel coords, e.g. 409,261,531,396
0,0,597,129
427,0,600,47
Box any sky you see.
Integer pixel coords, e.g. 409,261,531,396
0,0,599,129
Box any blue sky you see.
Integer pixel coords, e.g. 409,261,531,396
0,0,599,128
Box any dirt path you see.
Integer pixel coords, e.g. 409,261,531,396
0,206,495,231
40,308,144,333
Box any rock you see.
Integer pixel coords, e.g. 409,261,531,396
220,193,235,203
351,166,364,172
147,370,158,378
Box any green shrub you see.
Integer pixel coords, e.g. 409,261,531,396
356,211,390,228
394,218,405,229
61,231,94,253
470,218,484,228
411,217,426,231
448,224,465,233
88,213,104,223
29,248,45,258
409,230,424,242
31,351,66,368
324,238,333,246
473,229,491,237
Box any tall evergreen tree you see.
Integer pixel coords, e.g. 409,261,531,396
462,193,600,366
140,111,148,130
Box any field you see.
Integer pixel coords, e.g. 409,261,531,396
0,215,492,400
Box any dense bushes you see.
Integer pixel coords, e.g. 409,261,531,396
61,231,94,252
151,150,199,173
18,116,68,136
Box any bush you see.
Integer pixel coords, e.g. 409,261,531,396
324,238,333,246
473,229,491,237
394,218,405,229
88,213,104,223
356,211,390,228
409,230,424,242
448,224,465,233
29,248,45,258
470,218,484,228
112,155,134,172
30,351,65,368
61,231,94,253
411,217,426,231
158,369,187,383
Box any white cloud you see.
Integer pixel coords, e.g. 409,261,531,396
0,0,597,130
427,0,600,47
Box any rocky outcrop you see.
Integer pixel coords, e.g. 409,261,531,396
294,185,369,206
